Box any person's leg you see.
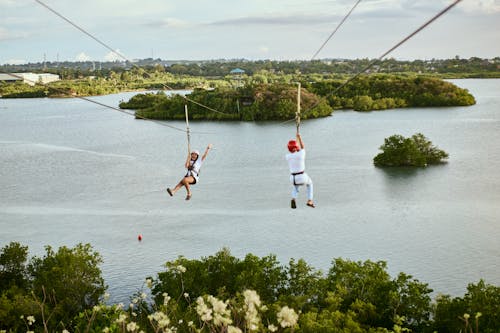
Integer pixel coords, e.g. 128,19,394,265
181,176,196,200
167,179,184,196
291,185,299,209
305,175,315,207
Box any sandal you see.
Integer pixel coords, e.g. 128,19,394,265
307,202,315,208
185,194,192,201
291,199,297,209
167,188,173,197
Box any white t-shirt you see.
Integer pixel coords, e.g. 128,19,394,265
286,149,306,174
186,158,203,179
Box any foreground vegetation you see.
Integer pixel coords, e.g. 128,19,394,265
374,133,449,167
1,242,499,333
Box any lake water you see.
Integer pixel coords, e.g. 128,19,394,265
1,79,499,303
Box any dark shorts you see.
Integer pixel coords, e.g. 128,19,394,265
184,175,196,185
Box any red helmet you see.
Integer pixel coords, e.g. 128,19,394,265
287,140,299,152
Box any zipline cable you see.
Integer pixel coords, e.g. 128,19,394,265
296,82,301,134
311,0,362,61
33,0,232,117
300,0,463,117
185,104,191,154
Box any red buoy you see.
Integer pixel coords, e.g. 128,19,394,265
138,234,142,241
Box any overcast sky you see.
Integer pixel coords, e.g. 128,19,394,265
1,0,499,65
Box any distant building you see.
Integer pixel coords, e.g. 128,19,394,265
0,73,60,86
230,68,245,88
0,73,22,84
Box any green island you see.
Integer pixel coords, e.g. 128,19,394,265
117,75,475,121
374,133,449,167
1,242,498,333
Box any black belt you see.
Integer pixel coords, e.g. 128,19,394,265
292,171,304,176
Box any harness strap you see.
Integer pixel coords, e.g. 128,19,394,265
292,171,305,186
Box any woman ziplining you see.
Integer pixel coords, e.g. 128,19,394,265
285,83,315,209
166,105,213,200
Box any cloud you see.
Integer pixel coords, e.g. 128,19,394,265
0,27,29,41
209,14,344,27
259,46,270,54
458,0,500,14
75,52,91,62
145,17,191,29
104,50,124,62
2,59,27,65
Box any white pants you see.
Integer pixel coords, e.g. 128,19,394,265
289,173,313,201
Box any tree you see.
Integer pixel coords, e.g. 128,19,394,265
28,243,106,327
0,242,29,292
374,133,448,167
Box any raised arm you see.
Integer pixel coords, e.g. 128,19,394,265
296,133,305,149
185,153,192,168
201,143,213,161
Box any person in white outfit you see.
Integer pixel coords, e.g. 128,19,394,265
285,133,315,209
167,144,212,200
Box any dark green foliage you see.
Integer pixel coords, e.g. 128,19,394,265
153,248,287,306
152,250,434,332
1,244,499,332
28,244,106,326
432,280,500,333
122,84,333,121
373,133,449,167
309,74,475,111
0,242,106,332
0,242,29,292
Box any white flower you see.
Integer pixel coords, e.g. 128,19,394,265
207,295,232,326
187,321,194,327
196,296,213,322
228,326,242,333
104,293,110,301
176,265,186,273
116,313,127,324
126,322,139,332
27,315,36,325
116,303,124,311
62,330,70,333
476,312,483,319
463,313,470,320
132,298,139,304
93,305,101,312
163,292,171,306
26,331,34,333
149,311,170,328
102,327,110,333
140,292,147,300
277,306,298,328
145,278,153,289
178,319,183,324
183,292,189,298
129,303,135,309
243,290,261,308
243,290,261,331
268,324,278,332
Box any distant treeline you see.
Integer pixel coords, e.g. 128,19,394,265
1,56,499,78
119,75,475,120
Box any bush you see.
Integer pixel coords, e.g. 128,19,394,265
373,133,448,167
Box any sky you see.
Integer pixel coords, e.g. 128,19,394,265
1,0,499,65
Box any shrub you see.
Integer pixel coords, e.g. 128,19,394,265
373,133,448,167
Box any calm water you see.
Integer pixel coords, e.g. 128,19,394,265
1,80,499,303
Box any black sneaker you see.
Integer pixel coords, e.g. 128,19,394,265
291,199,297,209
